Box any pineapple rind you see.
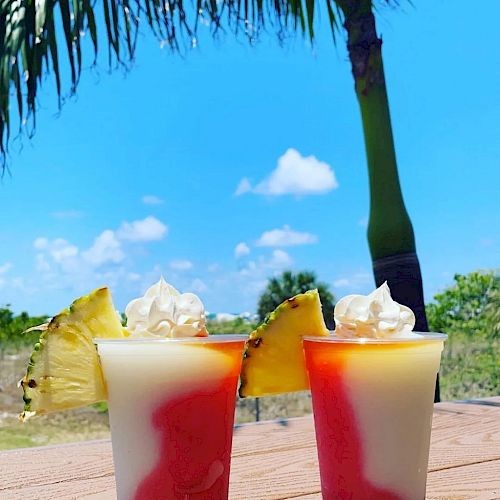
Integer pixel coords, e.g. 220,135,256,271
21,287,124,419
239,289,329,398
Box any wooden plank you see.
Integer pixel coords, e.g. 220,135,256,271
429,400,500,471
427,459,500,500
230,458,500,500
230,444,320,499
0,477,115,500
0,440,114,495
0,399,499,499
233,417,315,457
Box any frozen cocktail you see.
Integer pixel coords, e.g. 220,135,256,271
20,278,245,500
303,284,446,500
96,336,244,499
96,278,245,499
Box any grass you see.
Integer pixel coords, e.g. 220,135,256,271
0,410,110,450
439,333,499,401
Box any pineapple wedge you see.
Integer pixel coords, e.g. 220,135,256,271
239,289,329,397
20,287,125,420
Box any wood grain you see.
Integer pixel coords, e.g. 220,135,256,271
0,398,498,499
232,417,316,457
429,401,500,471
427,460,500,500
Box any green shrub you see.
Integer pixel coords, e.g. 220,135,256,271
426,271,499,400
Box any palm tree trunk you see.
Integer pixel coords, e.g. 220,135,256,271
336,0,439,401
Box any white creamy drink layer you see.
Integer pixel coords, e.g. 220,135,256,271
98,342,235,500
99,277,215,499
333,283,443,499
341,343,442,499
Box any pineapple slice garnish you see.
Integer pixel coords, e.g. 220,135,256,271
20,287,125,420
239,289,329,397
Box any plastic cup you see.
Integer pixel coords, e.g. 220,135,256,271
95,335,246,500
303,333,446,500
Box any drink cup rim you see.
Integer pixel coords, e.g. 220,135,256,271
94,334,248,345
302,332,447,344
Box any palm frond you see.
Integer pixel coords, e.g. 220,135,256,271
0,0,403,168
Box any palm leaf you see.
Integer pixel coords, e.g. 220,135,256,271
0,0,403,168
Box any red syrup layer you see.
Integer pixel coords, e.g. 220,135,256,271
304,343,402,500
134,342,242,500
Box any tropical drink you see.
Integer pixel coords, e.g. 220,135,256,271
21,277,245,500
303,284,446,500
96,336,244,500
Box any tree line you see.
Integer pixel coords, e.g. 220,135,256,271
1,270,498,346
0,308,47,356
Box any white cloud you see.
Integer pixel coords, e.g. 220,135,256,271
234,178,252,196
83,230,124,266
33,238,79,265
142,195,164,205
234,242,251,258
117,216,168,242
80,215,168,270
269,249,293,269
34,237,49,250
0,262,12,274
166,248,297,314
169,260,193,271
256,225,318,247
34,232,122,272
50,239,79,263
27,216,170,304
239,250,293,277
51,210,84,219
236,149,338,196
206,249,294,307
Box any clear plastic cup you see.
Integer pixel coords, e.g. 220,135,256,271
303,333,446,500
95,335,246,500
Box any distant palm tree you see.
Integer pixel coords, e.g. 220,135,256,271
0,0,438,397
258,271,335,329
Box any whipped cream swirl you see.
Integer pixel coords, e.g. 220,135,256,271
334,282,417,339
125,277,208,338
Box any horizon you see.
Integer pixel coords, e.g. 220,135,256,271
0,0,499,316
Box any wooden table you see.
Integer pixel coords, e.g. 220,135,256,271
1,397,499,499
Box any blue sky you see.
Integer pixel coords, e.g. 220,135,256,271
0,0,499,316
